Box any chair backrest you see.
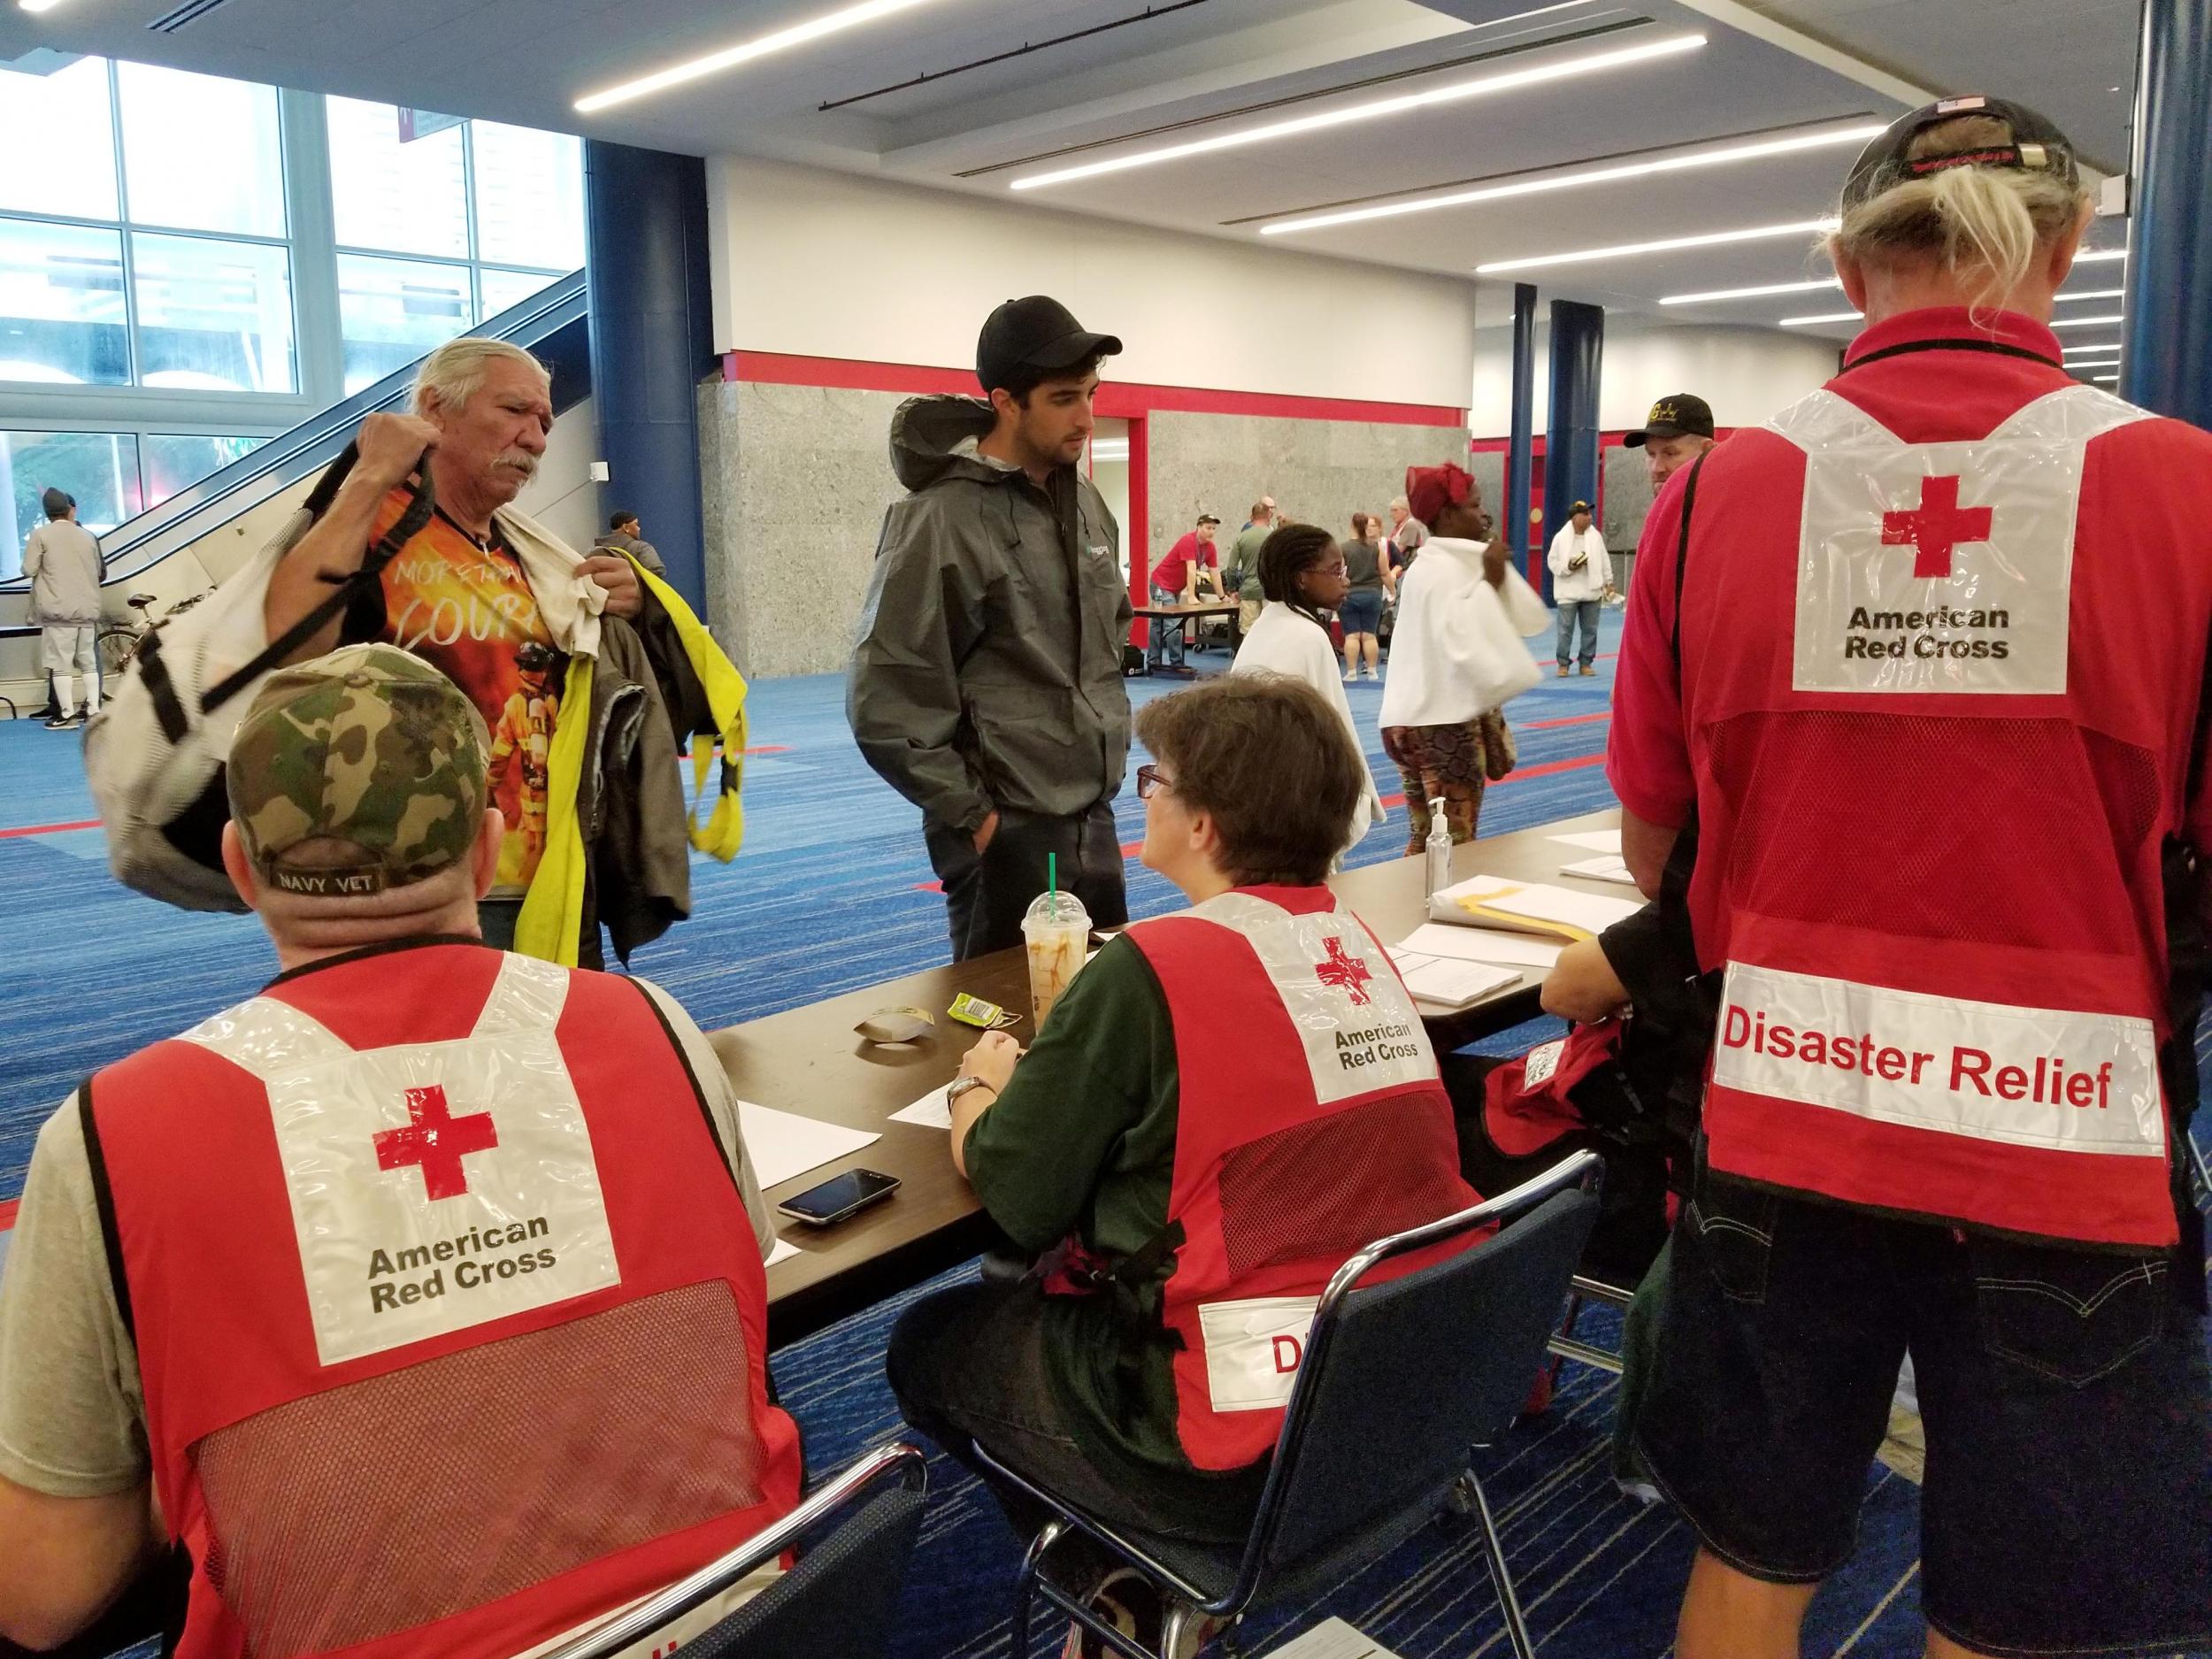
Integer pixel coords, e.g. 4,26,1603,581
1245,1154,1602,1580
538,1441,926,1659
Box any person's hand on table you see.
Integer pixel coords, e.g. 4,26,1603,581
961,1030,1023,1095
578,553,643,618
1540,937,1632,1025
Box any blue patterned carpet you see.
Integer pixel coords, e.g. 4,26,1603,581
3,637,2205,1658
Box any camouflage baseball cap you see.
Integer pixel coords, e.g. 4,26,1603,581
227,642,490,897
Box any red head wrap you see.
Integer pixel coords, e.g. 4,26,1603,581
1404,463,1474,527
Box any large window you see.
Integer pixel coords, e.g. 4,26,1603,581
0,57,293,393
327,99,583,394
3,426,265,578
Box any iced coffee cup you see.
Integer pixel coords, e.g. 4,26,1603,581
1022,888,1092,1030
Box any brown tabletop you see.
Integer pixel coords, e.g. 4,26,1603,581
724,805,1622,1345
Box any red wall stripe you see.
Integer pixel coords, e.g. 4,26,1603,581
725,351,1464,428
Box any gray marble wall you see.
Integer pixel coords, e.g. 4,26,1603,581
700,388,1480,679
1144,411,1470,567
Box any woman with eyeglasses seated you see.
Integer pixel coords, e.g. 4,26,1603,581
886,673,1476,1655
1230,522,1386,857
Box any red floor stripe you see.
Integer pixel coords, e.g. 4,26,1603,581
1521,710,1612,731
0,1199,17,1233
914,880,944,894
0,818,101,839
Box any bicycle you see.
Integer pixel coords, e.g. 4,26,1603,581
97,588,209,680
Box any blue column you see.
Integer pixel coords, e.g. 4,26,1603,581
1543,299,1604,605
583,142,716,610
1506,282,1538,582
2122,0,2212,426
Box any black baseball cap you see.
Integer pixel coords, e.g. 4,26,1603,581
1624,394,1715,448
1196,511,1220,525
1571,499,1594,514
977,296,1122,396
1843,96,2078,212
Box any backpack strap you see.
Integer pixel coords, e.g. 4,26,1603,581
1668,449,1710,674
196,444,435,717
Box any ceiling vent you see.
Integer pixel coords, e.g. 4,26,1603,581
148,0,235,34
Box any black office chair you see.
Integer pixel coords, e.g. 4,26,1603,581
976,1151,1604,1659
540,1440,928,1659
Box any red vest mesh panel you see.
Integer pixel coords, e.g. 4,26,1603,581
1703,708,2159,956
191,1281,760,1659
1217,1093,1471,1278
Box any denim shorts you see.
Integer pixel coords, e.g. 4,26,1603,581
1338,588,1385,636
1634,1146,2212,1656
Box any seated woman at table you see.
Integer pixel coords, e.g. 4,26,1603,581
1229,522,1386,857
886,672,1478,1654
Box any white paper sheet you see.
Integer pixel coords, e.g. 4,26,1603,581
1390,953,1521,1008
1263,1618,1403,1659
764,1236,803,1268
1394,922,1564,969
888,1087,953,1131
736,1102,881,1191
1561,853,1640,887
1434,874,1640,937
1548,828,1624,853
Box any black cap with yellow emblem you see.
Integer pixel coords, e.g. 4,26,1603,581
1624,393,1715,449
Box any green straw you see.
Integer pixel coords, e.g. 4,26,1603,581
1048,853,1058,895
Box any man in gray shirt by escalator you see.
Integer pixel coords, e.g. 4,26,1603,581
848,296,1133,961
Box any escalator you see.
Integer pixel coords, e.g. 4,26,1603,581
1,271,591,705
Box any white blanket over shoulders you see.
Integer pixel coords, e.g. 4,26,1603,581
1231,602,1386,851
1378,536,1548,728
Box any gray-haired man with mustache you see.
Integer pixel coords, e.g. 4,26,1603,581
250,337,714,963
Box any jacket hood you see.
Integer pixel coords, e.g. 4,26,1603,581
889,394,1011,491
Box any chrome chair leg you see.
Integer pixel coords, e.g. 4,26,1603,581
1013,1518,1067,1657
1466,1472,1537,1659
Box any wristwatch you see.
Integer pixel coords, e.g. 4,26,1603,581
945,1074,995,1112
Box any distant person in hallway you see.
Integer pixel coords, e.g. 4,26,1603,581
0,644,798,1656
887,672,1471,1653
21,488,104,730
1378,464,1548,852
849,295,1133,962
1224,496,1276,634
241,337,746,965
1386,493,1428,580
1623,392,1716,490
1338,511,1390,681
592,507,666,576
1231,521,1385,853
1145,511,1220,675
1548,499,1609,676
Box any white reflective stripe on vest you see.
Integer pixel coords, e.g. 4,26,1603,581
180,956,618,1367
1197,1296,1321,1413
1713,962,2163,1158
1184,890,1436,1108
1767,383,2151,695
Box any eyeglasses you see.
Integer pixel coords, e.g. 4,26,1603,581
1136,764,1175,800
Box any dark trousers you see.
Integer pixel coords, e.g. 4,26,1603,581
923,800,1129,963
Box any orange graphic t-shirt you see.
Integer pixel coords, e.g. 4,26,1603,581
370,490,565,895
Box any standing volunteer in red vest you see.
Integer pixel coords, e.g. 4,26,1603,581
1609,100,2212,1658
887,674,1478,1655
0,643,801,1658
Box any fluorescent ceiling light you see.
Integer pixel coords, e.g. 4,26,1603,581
18,0,67,11
2050,313,2125,328
2092,373,2119,383
1781,311,1863,326
1262,119,1880,235
2074,249,2127,264
576,0,939,111
2062,344,2122,357
1662,277,1843,305
1010,32,1707,191
1478,216,1839,274
2055,287,2125,303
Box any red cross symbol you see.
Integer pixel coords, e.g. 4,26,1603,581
1315,936,1375,1006
373,1085,498,1202
1881,474,1993,580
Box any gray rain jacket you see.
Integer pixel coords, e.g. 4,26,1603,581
848,396,1132,835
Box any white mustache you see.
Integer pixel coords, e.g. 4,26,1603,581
495,449,540,480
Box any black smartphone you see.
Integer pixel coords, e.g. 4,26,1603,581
776,1167,902,1226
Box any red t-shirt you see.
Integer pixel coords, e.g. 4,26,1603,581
1149,532,1217,594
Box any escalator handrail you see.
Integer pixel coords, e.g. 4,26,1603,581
1,270,586,595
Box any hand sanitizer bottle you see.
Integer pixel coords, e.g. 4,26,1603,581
1424,798,1452,899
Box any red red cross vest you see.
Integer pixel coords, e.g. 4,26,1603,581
1678,377,2204,1248
85,941,803,1659
1120,887,1479,1471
